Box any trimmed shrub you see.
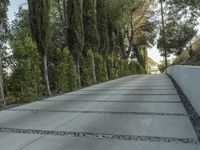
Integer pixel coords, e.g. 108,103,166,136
95,53,107,83
118,59,130,77
106,56,116,80
129,61,145,74
80,50,93,87
54,48,78,92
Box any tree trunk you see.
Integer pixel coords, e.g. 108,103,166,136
21,87,24,97
77,53,81,88
0,53,5,107
104,60,108,81
33,75,39,100
92,53,97,84
0,75,5,107
61,72,64,92
188,41,194,56
28,0,51,96
41,54,51,96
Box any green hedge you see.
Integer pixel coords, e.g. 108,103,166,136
129,61,145,74
80,50,94,87
106,56,116,80
95,53,107,83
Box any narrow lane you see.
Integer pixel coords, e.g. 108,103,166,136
0,74,199,150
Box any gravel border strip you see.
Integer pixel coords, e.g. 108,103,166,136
65,93,178,96
99,85,174,87
8,108,187,116
43,100,182,103
80,89,176,91
0,127,199,144
91,85,174,87
168,75,200,142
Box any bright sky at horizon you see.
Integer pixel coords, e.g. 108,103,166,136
7,0,200,64
148,46,163,64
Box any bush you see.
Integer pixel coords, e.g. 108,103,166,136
54,48,78,92
7,37,44,103
95,53,107,83
106,56,116,80
113,57,119,78
67,50,78,91
173,50,190,65
129,61,145,74
123,60,130,75
80,50,94,87
118,59,130,77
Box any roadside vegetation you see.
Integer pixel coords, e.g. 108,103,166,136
173,37,200,66
0,0,156,106
157,0,200,68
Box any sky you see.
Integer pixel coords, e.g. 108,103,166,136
8,0,27,23
148,46,164,64
8,0,200,64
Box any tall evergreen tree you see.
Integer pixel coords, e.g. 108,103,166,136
67,0,84,88
8,8,44,103
0,0,9,106
97,0,109,80
83,0,100,84
107,15,116,55
96,0,109,55
28,0,51,96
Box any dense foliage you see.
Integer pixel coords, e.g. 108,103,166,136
157,0,200,57
1,0,162,105
0,0,10,105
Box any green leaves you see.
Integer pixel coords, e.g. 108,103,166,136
97,0,109,55
158,19,197,56
95,53,107,83
80,50,93,87
3,0,157,105
28,0,51,95
9,37,44,103
157,0,198,56
83,0,100,52
53,48,78,92
67,0,84,56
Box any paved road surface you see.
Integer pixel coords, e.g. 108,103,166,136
0,74,199,150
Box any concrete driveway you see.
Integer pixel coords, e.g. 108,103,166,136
0,74,199,150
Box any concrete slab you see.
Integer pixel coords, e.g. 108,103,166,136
12,101,185,114
0,111,80,130
0,133,41,150
58,114,197,139
15,101,99,111
19,136,200,150
89,102,186,114
46,94,181,102
73,90,177,95
81,87,176,90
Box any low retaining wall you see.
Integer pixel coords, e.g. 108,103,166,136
167,65,200,115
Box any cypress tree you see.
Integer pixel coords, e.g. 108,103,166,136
0,0,9,106
96,0,109,55
28,0,51,96
80,50,93,86
107,14,116,55
83,0,100,84
96,0,109,81
67,0,84,88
